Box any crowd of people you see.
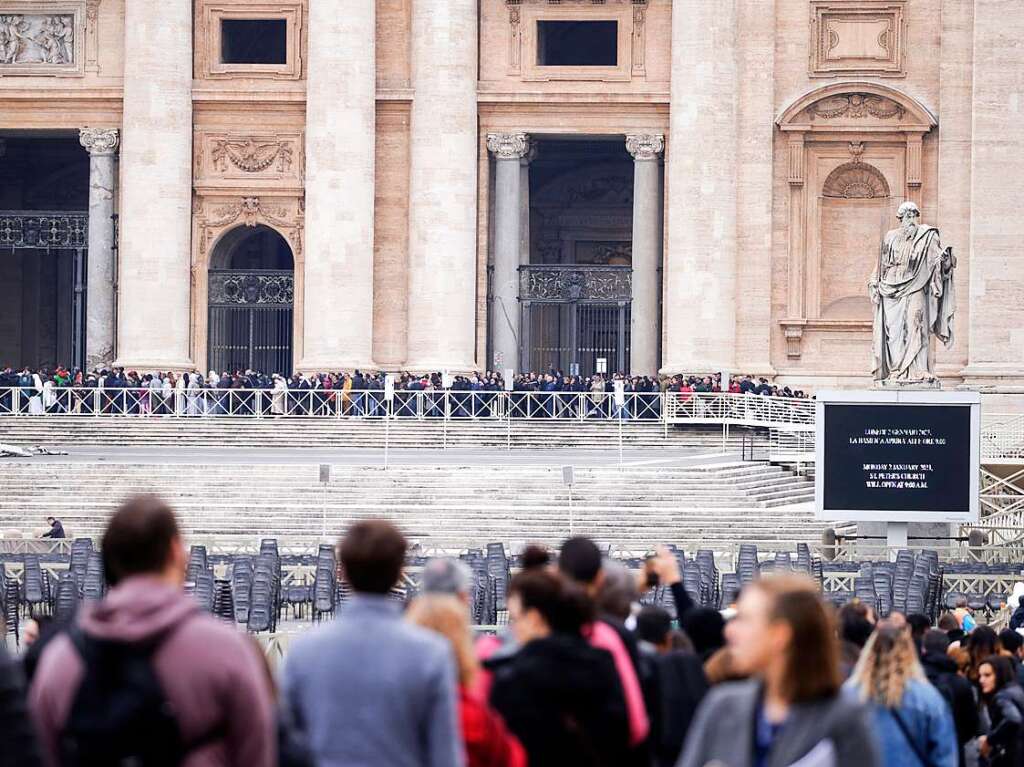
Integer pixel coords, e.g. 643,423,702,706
0,366,809,418
2,495,1023,767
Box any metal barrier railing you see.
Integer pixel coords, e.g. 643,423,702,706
664,392,816,429
0,387,664,422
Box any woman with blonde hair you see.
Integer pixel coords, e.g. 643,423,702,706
845,622,957,767
406,594,525,767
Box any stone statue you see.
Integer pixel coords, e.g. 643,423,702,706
0,15,28,64
869,201,956,386
37,15,73,65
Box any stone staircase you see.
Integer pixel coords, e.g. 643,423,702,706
0,460,819,549
0,415,747,451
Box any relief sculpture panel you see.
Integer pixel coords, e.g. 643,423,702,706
195,131,305,191
0,2,85,76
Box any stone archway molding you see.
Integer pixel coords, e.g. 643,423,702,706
191,193,305,371
776,82,937,362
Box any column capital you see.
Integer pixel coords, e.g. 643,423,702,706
79,127,120,156
625,133,664,162
487,132,531,161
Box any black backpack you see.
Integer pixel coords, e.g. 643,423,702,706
60,621,221,767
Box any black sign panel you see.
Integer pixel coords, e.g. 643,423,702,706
822,403,972,514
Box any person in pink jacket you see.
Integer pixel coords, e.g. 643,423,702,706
29,495,276,767
558,537,650,747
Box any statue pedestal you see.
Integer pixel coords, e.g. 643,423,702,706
873,378,942,391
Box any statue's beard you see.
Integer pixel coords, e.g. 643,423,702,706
902,222,916,239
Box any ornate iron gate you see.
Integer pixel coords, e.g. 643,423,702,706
0,210,88,369
208,270,293,375
519,265,631,375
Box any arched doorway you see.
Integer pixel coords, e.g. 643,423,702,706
207,225,294,376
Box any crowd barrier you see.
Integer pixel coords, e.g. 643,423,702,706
0,386,668,422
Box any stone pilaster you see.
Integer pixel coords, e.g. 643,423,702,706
299,0,376,372
406,0,479,372
487,132,531,373
114,1,193,370
79,127,118,371
661,0,738,375
962,0,1024,387
626,134,664,376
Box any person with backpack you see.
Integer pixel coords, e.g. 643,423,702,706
845,622,958,767
29,494,275,767
920,630,979,767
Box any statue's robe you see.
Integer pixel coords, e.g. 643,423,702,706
872,224,956,382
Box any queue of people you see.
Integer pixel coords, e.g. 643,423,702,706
7,496,1022,766
0,366,808,419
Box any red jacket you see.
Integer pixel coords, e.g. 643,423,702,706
460,685,527,767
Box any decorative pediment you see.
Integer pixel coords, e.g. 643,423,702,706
777,82,936,133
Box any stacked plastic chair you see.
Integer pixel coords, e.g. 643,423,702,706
695,550,719,608
231,557,254,624
79,550,104,602
212,578,235,622
312,544,337,622
53,571,79,622
21,555,49,615
737,544,760,586
485,543,510,612
69,538,94,594
247,550,281,633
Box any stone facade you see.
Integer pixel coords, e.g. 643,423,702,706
0,0,1022,389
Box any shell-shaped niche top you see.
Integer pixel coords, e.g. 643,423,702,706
822,162,890,199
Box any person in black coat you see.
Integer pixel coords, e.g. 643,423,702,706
487,569,630,767
41,517,64,539
0,647,41,767
635,606,709,767
978,655,1024,767
920,630,979,767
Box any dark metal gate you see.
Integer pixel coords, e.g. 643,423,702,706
0,210,88,369
519,265,631,376
208,270,293,375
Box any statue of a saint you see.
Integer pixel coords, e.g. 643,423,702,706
870,201,956,385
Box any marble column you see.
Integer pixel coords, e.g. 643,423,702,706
299,0,375,371
661,0,738,374
79,127,118,371
626,134,664,376
406,0,478,372
114,1,192,370
487,133,530,373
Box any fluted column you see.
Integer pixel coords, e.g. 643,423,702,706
626,134,664,375
661,0,738,374
487,133,530,373
114,1,192,370
299,1,375,371
79,127,118,371
406,0,478,372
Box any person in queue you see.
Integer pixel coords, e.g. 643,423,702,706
406,594,526,767
678,574,879,767
487,568,630,767
845,622,957,767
